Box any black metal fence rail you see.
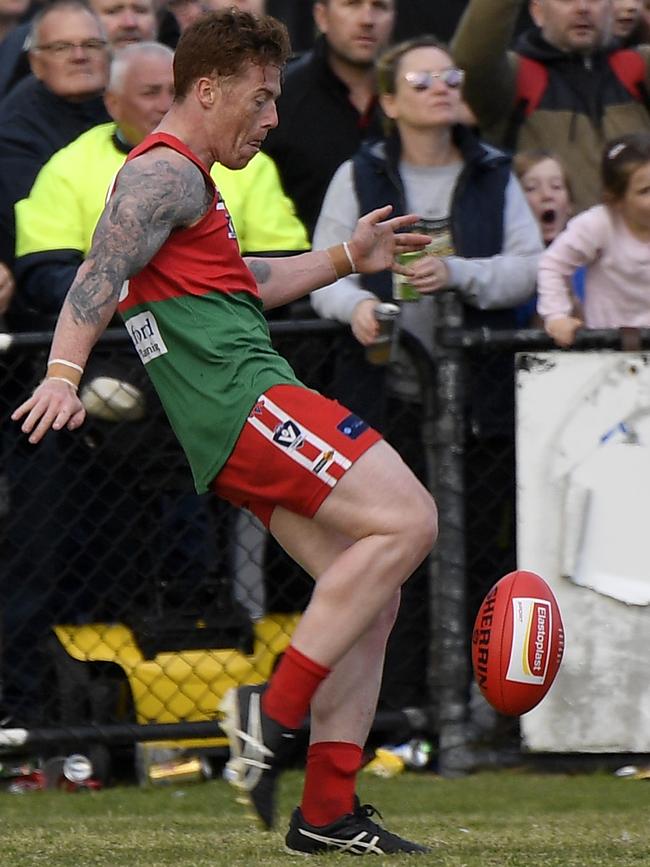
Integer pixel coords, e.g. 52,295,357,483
0,318,439,781
0,319,345,353
3,314,647,781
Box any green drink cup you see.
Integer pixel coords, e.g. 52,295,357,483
392,250,425,302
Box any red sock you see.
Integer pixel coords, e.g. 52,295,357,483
262,645,330,729
301,741,363,827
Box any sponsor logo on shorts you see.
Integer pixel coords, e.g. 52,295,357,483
313,450,334,474
247,394,352,488
506,597,552,685
273,420,305,451
337,414,369,440
127,311,168,364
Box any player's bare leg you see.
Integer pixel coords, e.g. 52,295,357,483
276,439,437,666
307,594,400,745
276,493,432,854
261,510,401,743
220,439,436,837
267,505,400,744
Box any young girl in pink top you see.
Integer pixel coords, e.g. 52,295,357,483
538,132,650,347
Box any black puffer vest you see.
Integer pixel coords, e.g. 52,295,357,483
334,126,517,437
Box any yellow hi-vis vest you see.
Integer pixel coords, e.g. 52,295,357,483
15,122,309,260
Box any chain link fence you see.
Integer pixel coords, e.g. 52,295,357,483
0,315,441,780
4,304,641,783
431,315,650,776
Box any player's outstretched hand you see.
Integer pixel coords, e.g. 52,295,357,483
348,205,430,275
12,379,86,444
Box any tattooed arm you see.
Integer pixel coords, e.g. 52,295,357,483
244,206,431,310
13,149,211,443
57,150,210,334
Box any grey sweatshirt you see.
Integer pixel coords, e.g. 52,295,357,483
311,157,542,356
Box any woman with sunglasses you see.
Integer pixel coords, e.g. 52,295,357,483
311,35,542,427
310,36,543,739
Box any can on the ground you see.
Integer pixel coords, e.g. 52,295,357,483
147,755,212,785
63,753,93,785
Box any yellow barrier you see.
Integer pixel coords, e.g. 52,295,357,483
53,613,301,739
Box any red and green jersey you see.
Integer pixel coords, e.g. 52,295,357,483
117,133,300,492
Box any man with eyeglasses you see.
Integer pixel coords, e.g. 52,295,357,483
0,0,109,274
0,0,159,102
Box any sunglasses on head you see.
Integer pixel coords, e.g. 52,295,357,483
403,68,465,91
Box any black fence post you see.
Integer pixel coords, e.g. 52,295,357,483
430,290,473,776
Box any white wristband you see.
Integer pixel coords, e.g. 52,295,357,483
342,241,357,274
48,358,84,374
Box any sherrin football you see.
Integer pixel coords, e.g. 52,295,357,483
472,570,565,716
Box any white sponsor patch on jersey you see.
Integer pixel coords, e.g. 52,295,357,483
127,310,168,364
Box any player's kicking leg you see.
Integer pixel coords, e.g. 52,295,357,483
220,438,436,838
283,592,430,855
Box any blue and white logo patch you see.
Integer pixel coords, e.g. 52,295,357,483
273,420,304,450
337,414,369,440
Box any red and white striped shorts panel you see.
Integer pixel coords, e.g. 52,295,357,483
212,383,382,527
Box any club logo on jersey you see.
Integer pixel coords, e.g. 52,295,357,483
127,310,168,364
273,420,304,450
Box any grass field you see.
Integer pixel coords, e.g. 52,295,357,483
2,768,649,866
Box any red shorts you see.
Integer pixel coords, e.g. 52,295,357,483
212,384,382,527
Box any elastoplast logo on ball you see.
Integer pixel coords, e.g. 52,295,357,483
506,597,551,685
